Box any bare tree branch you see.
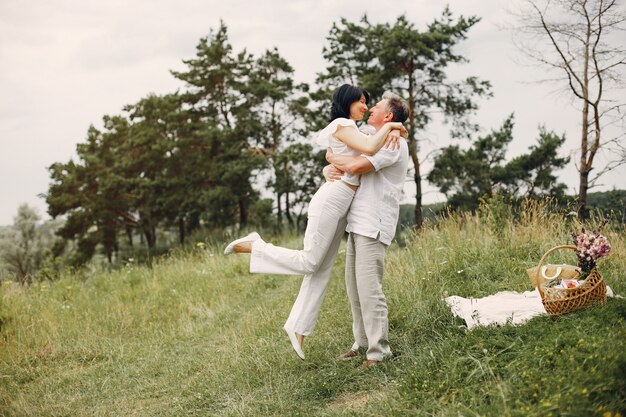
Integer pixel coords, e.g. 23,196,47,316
514,0,626,217
528,1,587,98
589,159,626,187
590,0,604,107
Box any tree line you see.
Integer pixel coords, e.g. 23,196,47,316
46,10,502,266
1,3,623,280
45,23,323,265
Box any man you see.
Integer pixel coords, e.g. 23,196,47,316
325,91,410,367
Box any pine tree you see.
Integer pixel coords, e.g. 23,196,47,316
171,21,263,228
316,9,491,227
428,115,570,210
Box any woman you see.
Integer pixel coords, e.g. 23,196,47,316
224,84,405,360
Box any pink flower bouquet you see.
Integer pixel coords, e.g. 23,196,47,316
571,228,611,278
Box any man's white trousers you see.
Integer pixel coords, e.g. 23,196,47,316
346,232,391,362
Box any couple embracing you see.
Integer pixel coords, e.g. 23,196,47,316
225,84,410,367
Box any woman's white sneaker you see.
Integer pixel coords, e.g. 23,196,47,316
283,326,305,360
223,232,261,255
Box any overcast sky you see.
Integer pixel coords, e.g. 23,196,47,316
1,0,624,225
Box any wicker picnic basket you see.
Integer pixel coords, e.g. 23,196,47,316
528,245,607,316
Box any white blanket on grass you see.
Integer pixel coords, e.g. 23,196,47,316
444,287,616,329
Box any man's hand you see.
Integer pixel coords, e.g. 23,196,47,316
326,145,375,175
323,164,344,182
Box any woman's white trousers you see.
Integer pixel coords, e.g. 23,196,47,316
250,181,355,335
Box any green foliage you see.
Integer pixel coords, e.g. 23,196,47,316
241,47,322,230
587,190,626,223
428,115,569,211
0,205,43,283
506,126,570,199
273,144,326,231
46,117,134,263
0,207,66,283
44,22,318,265
171,21,264,228
397,202,445,232
247,198,274,228
1,203,624,416
316,9,492,227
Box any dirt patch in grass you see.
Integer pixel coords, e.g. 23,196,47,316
327,391,385,412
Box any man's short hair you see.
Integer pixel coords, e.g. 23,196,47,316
382,91,409,124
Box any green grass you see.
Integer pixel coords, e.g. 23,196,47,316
1,205,625,417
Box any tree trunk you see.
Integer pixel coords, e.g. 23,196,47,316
577,170,589,220
16,254,28,282
577,87,590,219
285,192,293,228
577,20,591,220
238,198,248,227
276,192,283,230
413,160,423,230
144,228,156,249
296,211,304,232
188,212,200,234
178,217,185,244
407,71,423,229
126,226,133,247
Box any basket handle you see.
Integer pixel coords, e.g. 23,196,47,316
534,245,577,297
541,265,563,280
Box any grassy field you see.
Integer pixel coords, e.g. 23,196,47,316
1,202,625,416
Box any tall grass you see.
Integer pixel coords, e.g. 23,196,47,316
1,201,624,416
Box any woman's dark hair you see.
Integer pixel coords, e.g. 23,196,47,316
330,84,370,121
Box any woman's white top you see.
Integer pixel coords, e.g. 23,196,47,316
316,118,362,186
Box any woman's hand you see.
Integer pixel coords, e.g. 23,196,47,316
384,130,401,150
386,122,408,138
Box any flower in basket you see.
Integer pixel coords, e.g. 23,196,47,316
571,227,611,278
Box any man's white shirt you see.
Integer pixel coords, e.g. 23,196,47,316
346,134,409,245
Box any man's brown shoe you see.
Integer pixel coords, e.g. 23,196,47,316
364,359,379,368
337,349,359,361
